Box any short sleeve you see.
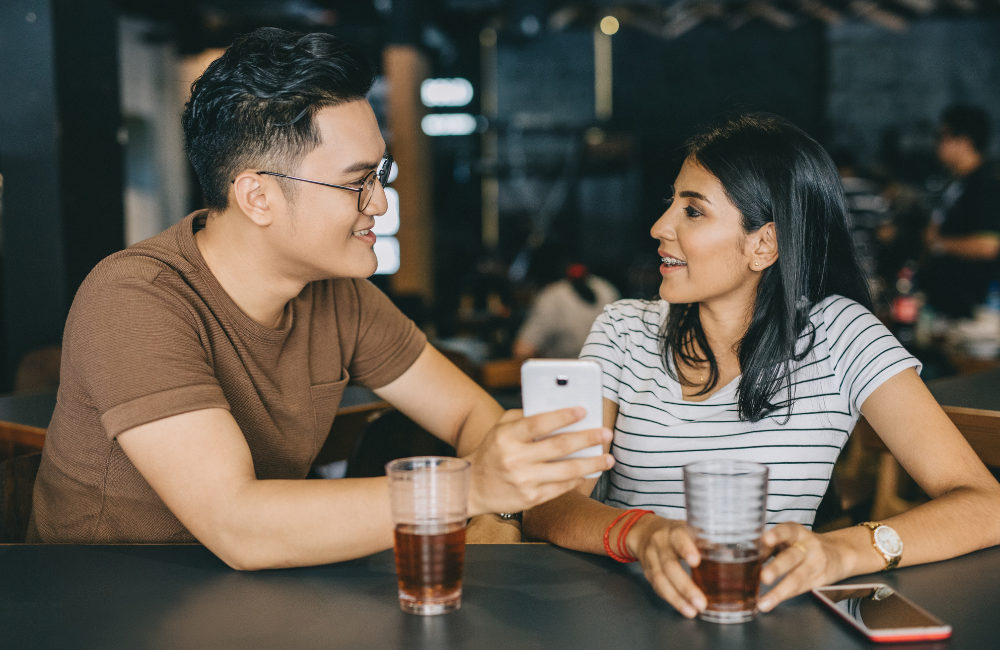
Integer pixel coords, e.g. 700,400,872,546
65,273,230,440
345,279,427,389
823,297,921,417
579,302,629,403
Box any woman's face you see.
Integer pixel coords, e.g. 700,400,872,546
650,157,767,307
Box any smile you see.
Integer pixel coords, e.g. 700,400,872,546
661,256,687,266
352,229,371,236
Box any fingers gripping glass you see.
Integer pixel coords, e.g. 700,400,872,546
256,153,393,211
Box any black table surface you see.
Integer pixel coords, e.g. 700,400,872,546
1,542,996,650
927,368,1000,412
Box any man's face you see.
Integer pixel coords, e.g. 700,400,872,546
936,125,969,172
268,100,388,281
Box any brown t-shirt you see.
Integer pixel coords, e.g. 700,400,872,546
27,212,426,543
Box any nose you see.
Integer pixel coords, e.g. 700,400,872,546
365,178,389,217
650,206,677,242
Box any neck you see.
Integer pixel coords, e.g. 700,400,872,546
195,208,307,329
696,288,757,364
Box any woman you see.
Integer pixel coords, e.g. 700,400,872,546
522,114,1000,618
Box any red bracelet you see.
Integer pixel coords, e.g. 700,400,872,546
603,509,654,563
617,510,653,562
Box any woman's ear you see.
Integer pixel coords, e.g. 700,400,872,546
750,222,778,271
231,172,274,226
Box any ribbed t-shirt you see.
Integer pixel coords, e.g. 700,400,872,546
580,295,920,529
28,211,426,544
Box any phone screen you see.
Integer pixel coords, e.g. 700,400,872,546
817,586,944,632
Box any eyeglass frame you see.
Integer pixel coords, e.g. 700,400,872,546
254,152,393,212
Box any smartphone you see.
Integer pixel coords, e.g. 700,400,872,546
520,359,604,479
812,584,952,643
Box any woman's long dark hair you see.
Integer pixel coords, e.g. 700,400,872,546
661,114,871,421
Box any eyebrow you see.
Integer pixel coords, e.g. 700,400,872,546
679,190,711,204
341,151,386,175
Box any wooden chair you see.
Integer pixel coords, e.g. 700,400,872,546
480,358,521,391
856,407,1000,520
0,452,42,543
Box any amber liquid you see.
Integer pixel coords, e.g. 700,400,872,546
690,544,764,622
393,522,466,614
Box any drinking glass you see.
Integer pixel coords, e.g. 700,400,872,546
386,456,471,615
683,459,769,624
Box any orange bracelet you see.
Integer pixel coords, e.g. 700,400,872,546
603,509,654,563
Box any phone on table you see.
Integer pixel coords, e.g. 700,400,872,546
520,359,604,479
812,584,952,643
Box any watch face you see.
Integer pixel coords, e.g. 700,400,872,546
874,526,903,557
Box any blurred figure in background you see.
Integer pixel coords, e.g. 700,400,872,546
923,104,1000,318
513,263,619,359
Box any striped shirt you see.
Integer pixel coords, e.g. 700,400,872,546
580,295,920,529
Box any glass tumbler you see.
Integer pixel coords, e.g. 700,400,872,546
386,456,471,615
683,459,769,624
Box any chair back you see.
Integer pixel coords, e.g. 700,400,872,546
346,410,456,479
0,452,41,543
856,408,1000,467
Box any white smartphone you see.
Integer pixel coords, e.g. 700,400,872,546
520,359,604,479
812,584,952,643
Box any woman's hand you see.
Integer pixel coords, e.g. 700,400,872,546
625,515,708,619
756,522,852,612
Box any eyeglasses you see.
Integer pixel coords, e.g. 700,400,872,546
256,153,393,212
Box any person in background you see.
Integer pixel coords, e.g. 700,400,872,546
27,28,614,565
923,104,1000,318
522,114,1000,618
513,263,619,360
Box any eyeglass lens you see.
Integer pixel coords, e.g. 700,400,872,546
358,154,393,211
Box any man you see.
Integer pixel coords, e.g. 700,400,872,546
924,104,1000,317
27,28,613,568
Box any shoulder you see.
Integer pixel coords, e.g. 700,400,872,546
601,298,667,325
810,295,878,337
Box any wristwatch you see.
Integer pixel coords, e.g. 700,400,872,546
498,512,522,522
860,522,903,571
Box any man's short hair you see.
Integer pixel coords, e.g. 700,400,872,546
182,28,375,210
941,104,992,154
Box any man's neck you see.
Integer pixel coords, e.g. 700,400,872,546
194,209,307,329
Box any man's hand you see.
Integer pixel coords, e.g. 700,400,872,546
464,407,614,517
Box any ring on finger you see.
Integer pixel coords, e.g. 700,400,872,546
790,541,808,554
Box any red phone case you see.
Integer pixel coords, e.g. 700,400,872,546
812,584,952,643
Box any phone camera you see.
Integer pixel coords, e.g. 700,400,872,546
556,376,568,386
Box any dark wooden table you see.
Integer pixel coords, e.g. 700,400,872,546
0,542,996,650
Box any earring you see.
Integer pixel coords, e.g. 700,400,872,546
754,262,760,267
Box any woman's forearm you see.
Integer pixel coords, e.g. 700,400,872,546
829,482,1000,579
524,490,631,555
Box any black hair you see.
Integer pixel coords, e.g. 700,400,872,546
660,114,871,421
941,104,992,154
182,27,375,210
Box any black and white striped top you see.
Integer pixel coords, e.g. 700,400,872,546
580,295,920,529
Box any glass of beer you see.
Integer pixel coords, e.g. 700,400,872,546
386,456,471,615
683,459,769,624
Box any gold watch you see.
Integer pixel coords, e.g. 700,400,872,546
859,522,903,571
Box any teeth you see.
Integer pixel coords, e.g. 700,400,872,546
353,229,371,236
661,256,686,266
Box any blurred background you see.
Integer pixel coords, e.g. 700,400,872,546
1,0,1000,394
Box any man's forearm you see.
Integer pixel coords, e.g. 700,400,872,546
213,476,394,570
940,233,1000,260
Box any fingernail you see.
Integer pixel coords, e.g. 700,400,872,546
759,599,772,612
602,428,613,442
573,406,586,418
605,455,615,468
694,597,707,610
683,606,697,618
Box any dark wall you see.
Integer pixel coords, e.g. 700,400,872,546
0,0,123,390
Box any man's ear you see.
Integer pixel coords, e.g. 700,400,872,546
750,222,779,271
231,172,274,226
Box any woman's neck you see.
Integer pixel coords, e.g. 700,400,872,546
676,293,754,402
